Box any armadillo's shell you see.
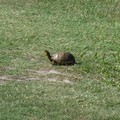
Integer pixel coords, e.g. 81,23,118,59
51,52,75,65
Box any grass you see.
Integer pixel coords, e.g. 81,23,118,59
0,80,120,120
0,0,120,119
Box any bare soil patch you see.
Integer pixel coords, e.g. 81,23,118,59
0,69,74,85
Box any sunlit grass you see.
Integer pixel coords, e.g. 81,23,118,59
0,0,120,119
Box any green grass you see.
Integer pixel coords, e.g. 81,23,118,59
0,0,120,119
0,80,120,120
